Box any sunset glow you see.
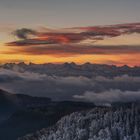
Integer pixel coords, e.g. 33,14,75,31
0,23,139,66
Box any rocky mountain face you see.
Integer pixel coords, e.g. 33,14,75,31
1,62,140,77
19,104,140,140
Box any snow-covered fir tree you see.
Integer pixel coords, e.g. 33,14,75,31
18,104,140,140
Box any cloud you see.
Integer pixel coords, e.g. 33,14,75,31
4,45,140,56
4,23,140,61
7,28,88,46
0,66,140,101
6,39,59,46
6,33,87,46
0,68,94,100
6,22,140,47
74,89,140,103
12,28,37,40
126,28,140,34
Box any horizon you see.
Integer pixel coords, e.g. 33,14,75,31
0,61,139,68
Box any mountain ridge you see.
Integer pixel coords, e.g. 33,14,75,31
1,62,140,77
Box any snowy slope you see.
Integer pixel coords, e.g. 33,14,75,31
18,104,140,140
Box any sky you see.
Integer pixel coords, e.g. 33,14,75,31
0,0,140,66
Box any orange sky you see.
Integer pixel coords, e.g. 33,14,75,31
0,23,140,66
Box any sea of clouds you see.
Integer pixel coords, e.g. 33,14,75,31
0,67,140,103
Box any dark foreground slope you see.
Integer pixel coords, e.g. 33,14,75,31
0,89,51,121
19,103,140,140
0,91,95,140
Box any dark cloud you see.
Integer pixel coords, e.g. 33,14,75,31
126,28,140,34
7,32,87,46
7,39,59,46
4,45,140,56
80,27,121,37
12,28,37,40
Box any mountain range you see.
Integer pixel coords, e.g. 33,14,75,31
1,62,140,77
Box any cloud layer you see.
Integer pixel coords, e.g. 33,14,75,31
0,66,140,103
74,89,140,103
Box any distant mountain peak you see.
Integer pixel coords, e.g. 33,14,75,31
1,62,140,77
